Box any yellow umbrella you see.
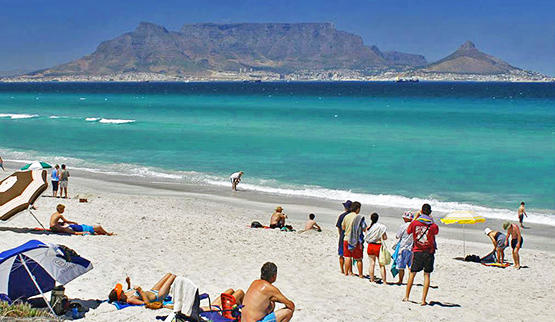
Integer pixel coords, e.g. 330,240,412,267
441,211,486,256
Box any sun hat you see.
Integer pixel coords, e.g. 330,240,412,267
402,211,414,220
502,221,511,230
342,200,352,209
484,228,492,235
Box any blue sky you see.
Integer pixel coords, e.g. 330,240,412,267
2,0,554,75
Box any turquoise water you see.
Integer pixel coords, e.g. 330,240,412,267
0,82,554,223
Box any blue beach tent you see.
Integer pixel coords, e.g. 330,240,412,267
0,240,93,313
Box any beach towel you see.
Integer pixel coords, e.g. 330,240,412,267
110,297,173,310
170,276,199,316
390,242,400,277
348,215,367,249
482,262,511,268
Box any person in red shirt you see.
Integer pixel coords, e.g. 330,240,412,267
403,203,438,306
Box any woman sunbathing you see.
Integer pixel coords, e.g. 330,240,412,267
109,273,176,305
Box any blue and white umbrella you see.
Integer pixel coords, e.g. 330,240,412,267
0,240,93,313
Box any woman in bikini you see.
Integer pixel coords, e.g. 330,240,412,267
109,273,176,305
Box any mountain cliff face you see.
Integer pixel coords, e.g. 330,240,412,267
35,22,425,76
423,41,519,74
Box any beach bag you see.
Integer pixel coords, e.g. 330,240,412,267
379,240,392,266
250,221,263,228
50,285,69,316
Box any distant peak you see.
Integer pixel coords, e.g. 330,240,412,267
136,22,168,33
459,41,476,50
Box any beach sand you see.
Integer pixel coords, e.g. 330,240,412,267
1,164,554,321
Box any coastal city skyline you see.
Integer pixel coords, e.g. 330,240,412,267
2,0,554,75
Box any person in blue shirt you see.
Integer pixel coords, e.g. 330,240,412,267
51,164,60,197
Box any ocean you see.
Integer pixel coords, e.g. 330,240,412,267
0,82,554,224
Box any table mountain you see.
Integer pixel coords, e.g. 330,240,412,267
423,41,519,74
32,22,426,76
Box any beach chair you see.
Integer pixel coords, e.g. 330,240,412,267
159,292,241,322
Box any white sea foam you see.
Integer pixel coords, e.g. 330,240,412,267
1,148,553,226
98,118,135,124
79,97,87,101
85,117,100,122
49,115,60,119
0,113,39,119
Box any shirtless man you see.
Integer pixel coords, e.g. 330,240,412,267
50,204,113,235
242,262,295,322
503,222,523,269
518,202,527,228
270,207,287,229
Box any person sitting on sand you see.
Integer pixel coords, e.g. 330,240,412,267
242,262,295,322
365,213,388,283
109,273,176,305
503,222,523,269
395,211,414,285
484,228,506,263
303,213,321,232
404,203,438,306
270,206,287,229
49,204,113,235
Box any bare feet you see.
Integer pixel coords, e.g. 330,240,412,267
402,297,409,302
420,301,428,306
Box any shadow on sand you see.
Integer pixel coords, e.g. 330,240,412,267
0,226,72,235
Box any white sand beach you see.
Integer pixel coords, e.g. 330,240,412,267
1,165,554,321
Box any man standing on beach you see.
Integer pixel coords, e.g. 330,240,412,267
518,202,527,228
403,203,438,306
60,164,70,199
341,201,364,278
230,171,243,191
242,262,295,322
503,221,523,269
336,200,352,274
395,211,414,285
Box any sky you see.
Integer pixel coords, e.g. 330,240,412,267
1,0,554,75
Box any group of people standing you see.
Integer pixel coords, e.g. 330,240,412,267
336,200,439,306
51,164,70,198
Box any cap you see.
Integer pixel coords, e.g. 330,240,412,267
342,200,352,209
402,211,414,220
484,228,492,235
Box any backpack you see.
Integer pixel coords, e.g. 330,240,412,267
50,285,69,315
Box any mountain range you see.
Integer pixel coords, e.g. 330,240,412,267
25,22,544,80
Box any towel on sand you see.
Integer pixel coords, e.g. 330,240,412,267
170,276,198,316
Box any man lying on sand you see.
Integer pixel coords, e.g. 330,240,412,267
303,213,321,232
243,262,295,322
109,273,176,305
49,204,113,235
270,207,287,229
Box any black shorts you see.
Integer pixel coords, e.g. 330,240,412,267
52,181,59,190
518,214,524,223
511,237,523,249
411,252,435,273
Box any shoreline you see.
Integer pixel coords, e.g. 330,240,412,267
3,161,554,251
1,163,554,321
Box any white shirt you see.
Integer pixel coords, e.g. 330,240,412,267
229,172,242,180
365,223,387,243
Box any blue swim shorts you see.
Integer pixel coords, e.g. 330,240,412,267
69,224,95,234
258,312,276,322
396,249,413,269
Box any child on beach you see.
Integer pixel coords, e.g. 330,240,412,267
403,203,438,306
395,211,414,285
365,213,388,283
518,202,527,228
304,213,321,232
